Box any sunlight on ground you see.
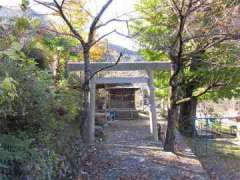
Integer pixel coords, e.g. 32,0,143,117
185,136,240,179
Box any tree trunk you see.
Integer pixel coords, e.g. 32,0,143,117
164,103,178,152
81,47,92,144
164,57,183,152
178,56,199,136
179,85,197,136
164,75,179,152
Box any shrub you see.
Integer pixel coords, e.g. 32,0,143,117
0,134,37,179
0,16,84,179
0,58,54,133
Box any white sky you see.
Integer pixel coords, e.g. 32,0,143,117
0,0,138,50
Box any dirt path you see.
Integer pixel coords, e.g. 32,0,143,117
81,120,209,180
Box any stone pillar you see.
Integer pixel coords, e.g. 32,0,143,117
89,76,96,144
147,69,158,141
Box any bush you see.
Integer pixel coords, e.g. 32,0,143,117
0,134,37,179
0,59,85,179
0,16,85,179
0,58,54,133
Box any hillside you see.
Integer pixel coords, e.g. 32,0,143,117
103,43,143,62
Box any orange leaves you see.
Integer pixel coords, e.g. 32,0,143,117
90,42,106,61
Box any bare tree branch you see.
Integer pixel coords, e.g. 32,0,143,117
96,19,128,29
90,30,116,47
88,0,114,44
169,9,186,87
39,26,77,38
170,0,181,15
176,81,220,105
188,0,209,14
88,51,125,81
52,0,86,45
96,16,141,29
60,0,66,8
114,31,132,38
183,33,228,43
184,37,229,58
33,0,58,12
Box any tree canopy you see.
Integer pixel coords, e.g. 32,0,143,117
134,0,240,151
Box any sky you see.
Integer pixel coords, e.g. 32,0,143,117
0,0,138,50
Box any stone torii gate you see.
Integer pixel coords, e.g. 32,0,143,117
68,61,171,143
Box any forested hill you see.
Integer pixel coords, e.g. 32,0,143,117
103,43,143,62
0,6,47,24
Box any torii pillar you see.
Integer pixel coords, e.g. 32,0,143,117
147,69,158,141
89,76,96,144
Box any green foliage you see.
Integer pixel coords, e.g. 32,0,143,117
188,43,240,100
134,0,177,53
0,17,51,70
43,36,73,51
39,35,80,80
0,74,18,118
0,58,54,131
0,57,83,179
224,0,240,7
134,0,240,102
154,71,169,99
15,17,30,34
0,15,84,179
55,79,83,123
24,48,49,69
140,49,169,61
0,134,37,179
21,0,29,10
42,35,79,60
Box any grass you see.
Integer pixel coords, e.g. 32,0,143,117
185,137,240,179
211,140,240,158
